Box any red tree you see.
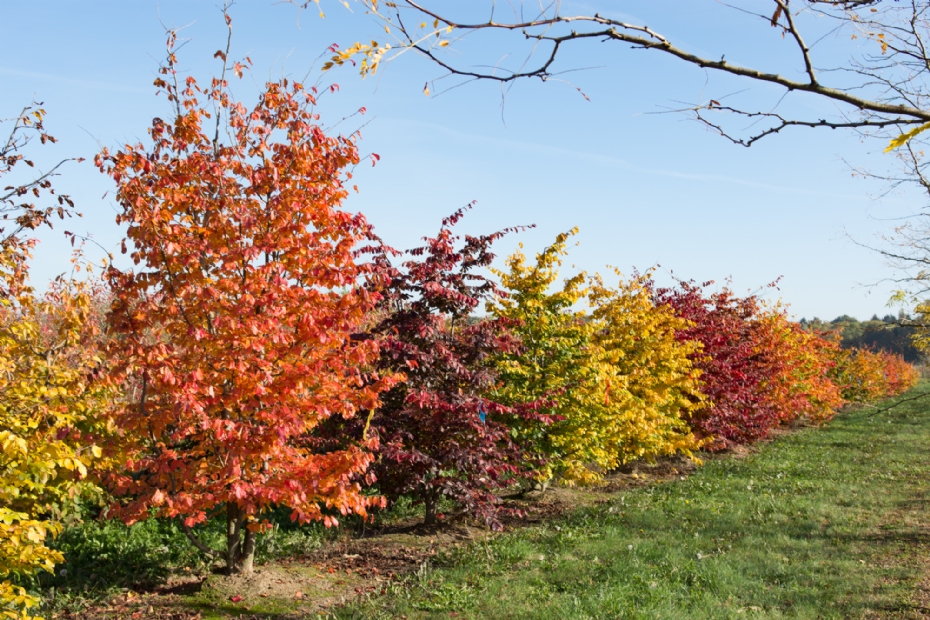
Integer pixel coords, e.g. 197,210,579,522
658,281,844,449
656,282,774,449
358,207,552,529
96,27,395,574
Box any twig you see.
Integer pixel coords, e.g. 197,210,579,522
866,390,930,416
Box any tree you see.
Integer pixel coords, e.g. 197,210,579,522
832,347,891,402
489,235,702,485
487,229,597,485
879,350,921,395
1,274,111,620
96,22,395,575
656,281,780,449
753,308,845,425
355,206,551,529
802,314,923,362
1,104,76,298
831,346,920,401
327,2,930,147
1,106,106,620
583,270,704,474
657,281,853,448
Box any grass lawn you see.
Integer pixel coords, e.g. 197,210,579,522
331,386,930,619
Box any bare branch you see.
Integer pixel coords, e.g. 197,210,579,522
774,0,819,85
181,520,225,561
385,2,930,124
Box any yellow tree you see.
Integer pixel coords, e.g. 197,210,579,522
488,229,596,484
0,105,108,620
490,232,702,486
0,274,111,620
583,270,704,481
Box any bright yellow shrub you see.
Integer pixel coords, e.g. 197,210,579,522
490,232,702,485
0,250,110,619
488,229,597,483
583,270,704,480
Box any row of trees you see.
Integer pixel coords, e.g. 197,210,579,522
0,42,921,620
801,315,923,362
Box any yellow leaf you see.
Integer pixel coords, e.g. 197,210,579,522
885,122,930,153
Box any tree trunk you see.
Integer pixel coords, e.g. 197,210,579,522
423,492,437,526
239,527,256,574
226,502,256,575
226,503,243,575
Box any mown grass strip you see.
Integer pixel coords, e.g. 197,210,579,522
334,384,930,619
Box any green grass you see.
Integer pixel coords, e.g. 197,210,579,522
334,385,930,619
33,506,340,614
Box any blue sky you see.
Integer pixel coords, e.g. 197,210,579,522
1,0,920,320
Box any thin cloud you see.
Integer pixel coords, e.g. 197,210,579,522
389,118,867,200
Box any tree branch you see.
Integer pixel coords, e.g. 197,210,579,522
180,520,225,561
390,3,930,122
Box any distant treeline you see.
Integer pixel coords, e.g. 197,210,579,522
800,314,923,363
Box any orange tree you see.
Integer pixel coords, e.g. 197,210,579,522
754,309,844,426
831,347,920,401
831,347,889,403
881,351,921,395
96,27,395,575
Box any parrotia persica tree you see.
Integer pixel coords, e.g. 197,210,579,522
1,106,108,620
490,235,702,485
1,275,111,620
358,206,552,530
831,346,890,403
831,346,920,402
753,308,844,425
583,270,704,479
656,282,782,449
96,24,395,574
880,351,921,395
487,229,595,485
